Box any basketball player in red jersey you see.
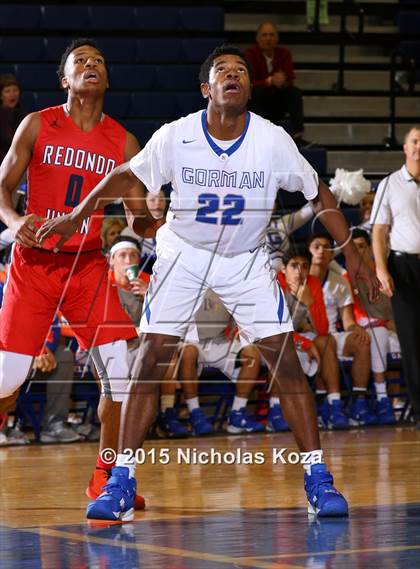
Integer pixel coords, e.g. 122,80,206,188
0,39,158,509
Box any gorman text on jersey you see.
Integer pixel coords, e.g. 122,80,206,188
181,167,264,189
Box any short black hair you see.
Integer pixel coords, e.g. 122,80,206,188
57,38,104,84
283,245,312,267
307,231,334,248
351,228,371,245
199,44,251,84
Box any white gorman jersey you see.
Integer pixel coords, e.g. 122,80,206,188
129,110,318,255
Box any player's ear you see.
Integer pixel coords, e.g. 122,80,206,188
61,76,69,91
200,82,210,99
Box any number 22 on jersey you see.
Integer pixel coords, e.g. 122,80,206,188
196,193,244,225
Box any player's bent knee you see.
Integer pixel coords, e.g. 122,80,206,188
181,343,199,363
239,345,260,368
98,396,121,422
0,351,33,398
91,341,130,401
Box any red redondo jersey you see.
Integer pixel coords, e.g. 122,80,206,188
27,105,126,252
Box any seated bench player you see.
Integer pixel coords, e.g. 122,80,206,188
277,245,349,430
309,232,377,426
178,288,263,435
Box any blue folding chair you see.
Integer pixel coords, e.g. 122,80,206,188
35,92,65,110
138,38,182,64
0,37,45,62
103,92,131,119
178,6,224,31
0,4,41,29
121,120,159,146
44,37,73,62
135,6,179,30
15,64,59,90
20,91,37,113
156,65,199,91
109,64,157,90
176,92,206,116
130,92,177,118
96,38,138,63
89,5,135,30
181,37,226,63
41,4,90,30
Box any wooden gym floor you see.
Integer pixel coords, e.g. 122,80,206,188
1,425,419,568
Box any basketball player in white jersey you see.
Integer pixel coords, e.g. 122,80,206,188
38,46,379,522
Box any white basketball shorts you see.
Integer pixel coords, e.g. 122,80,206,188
139,225,293,344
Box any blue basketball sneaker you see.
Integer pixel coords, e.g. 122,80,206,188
327,400,349,430
349,397,377,426
190,408,214,436
376,397,397,425
86,466,136,523
266,404,289,432
159,408,190,438
304,464,349,517
227,408,265,434
316,399,330,429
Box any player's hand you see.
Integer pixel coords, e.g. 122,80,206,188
36,214,79,250
10,214,43,248
271,71,287,88
129,278,148,297
345,251,380,303
307,343,321,367
349,324,370,346
33,349,57,373
296,283,314,307
132,216,165,238
376,266,394,298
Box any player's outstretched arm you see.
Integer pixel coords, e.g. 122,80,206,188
122,132,165,238
37,132,162,248
312,179,380,302
36,162,139,248
0,113,42,247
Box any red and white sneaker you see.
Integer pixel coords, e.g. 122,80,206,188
86,468,146,510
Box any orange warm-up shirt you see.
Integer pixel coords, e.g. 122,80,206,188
277,272,329,350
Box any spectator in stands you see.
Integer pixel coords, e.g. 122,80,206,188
371,125,420,427
121,188,168,273
346,229,398,424
178,289,264,435
108,235,188,437
0,74,27,164
355,192,375,234
277,245,349,429
306,0,329,30
309,232,377,426
0,258,30,445
245,22,310,147
266,194,318,271
36,318,82,443
100,217,126,252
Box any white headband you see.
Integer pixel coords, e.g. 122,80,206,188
110,241,139,256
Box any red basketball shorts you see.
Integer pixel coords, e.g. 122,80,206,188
0,245,136,355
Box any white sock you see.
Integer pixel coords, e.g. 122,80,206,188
186,397,200,413
115,453,136,479
232,396,248,412
161,394,175,412
374,382,387,400
327,392,340,404
302,449,324,474
269,397,280,408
